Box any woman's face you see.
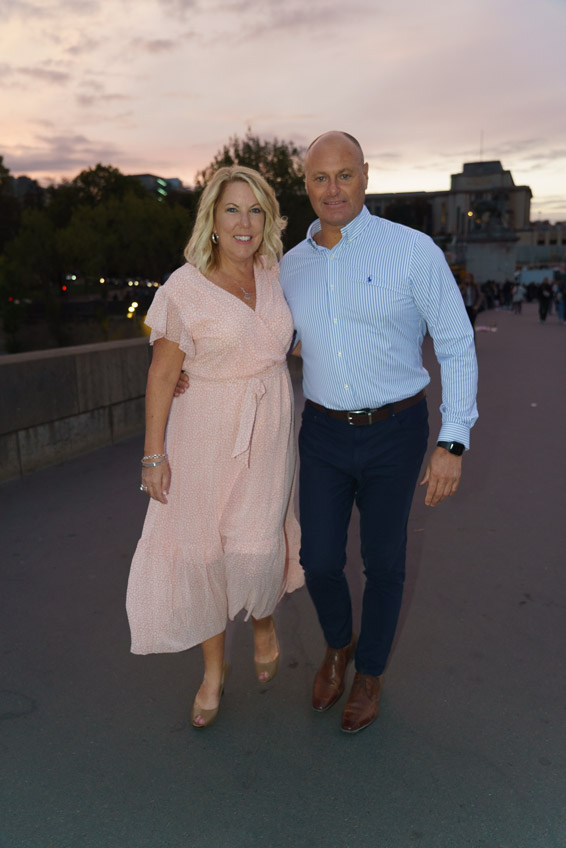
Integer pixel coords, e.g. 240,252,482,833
213,181,265,266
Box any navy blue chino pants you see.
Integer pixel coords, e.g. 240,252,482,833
298,397,429,677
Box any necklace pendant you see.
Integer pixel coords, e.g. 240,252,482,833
242,291,251,301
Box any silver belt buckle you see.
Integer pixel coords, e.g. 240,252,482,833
347,409,372,425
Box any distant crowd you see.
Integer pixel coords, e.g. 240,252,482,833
457,274,566,326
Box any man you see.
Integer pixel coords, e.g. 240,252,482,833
280,131,478,733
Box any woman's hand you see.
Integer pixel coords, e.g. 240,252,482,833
141,461,171,504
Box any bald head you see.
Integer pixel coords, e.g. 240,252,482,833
306,131,365,166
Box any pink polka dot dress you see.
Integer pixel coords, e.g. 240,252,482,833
126,258,304,654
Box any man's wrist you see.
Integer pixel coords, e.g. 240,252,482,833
437,441,465,456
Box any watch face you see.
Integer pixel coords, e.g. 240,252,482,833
437,441,465,456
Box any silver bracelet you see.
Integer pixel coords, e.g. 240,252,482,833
142,453,167,462
141,459,167,468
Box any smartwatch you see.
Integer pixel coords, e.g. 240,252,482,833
437,441,465,456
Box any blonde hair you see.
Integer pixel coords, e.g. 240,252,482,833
184,165,286,274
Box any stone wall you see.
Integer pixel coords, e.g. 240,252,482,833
0,338,150,482
0,340,304,483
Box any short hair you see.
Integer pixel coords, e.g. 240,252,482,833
184,165,286,274
306,131,365,163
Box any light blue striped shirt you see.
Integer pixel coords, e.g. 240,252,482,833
280,205,478,447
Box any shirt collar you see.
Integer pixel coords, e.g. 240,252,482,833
307,204,372,249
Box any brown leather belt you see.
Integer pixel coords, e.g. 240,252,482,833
306,389,425,426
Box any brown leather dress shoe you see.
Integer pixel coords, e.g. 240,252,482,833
340,672,383,733
312,634,357,712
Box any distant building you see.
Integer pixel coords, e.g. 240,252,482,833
366,161,533,282
516,221,566,267
131,173,189,201
366,161,532,237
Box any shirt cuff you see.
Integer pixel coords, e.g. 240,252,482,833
437,423,470,450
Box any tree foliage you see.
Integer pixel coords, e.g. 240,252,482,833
0,135,319,349
196,131,305,195
71,163,147,205
0,160,195,349
56,194,191,281
0,156,11,192
44,164,148,229
1,162,193,295
0,156,21,252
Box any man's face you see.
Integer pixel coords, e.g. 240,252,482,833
304,135,368,231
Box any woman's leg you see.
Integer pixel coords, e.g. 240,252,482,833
192,630,226,723
252,615,279,678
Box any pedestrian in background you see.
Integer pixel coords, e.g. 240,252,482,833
512,282,526,315
459,272,483,328
538,279,553,323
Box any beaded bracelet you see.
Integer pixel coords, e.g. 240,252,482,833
141,459,167,468
142,453,167,461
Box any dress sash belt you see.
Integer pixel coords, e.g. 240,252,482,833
185,361,288,467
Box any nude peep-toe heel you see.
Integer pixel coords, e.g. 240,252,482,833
254,618,280,683
191,661,229,729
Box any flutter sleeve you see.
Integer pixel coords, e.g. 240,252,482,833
145,285,195,358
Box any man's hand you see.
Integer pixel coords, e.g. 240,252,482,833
419,447,463,507
173,371,190,397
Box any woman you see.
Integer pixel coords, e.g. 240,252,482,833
126,166,304,728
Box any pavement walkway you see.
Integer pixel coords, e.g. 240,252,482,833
1,303,565,848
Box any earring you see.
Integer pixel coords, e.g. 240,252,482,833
211,232,219,245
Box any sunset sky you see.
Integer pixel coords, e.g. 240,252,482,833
2,0,565,222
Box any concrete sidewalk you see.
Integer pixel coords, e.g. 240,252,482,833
1,303,565,848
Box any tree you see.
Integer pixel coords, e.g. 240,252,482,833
71,163,147,205
0,156,21,252
196,132,313,249
45,164,147,229
0,156,11,192
196,131,305,195
57,193,192,283
1,207,67,347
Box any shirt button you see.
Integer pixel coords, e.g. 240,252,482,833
344,384,349,389
338,351,342,357
333,318,337,324
330,285,334,290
